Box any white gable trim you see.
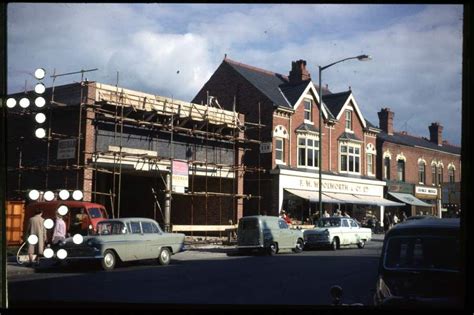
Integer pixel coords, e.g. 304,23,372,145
292,81,329,120
335,93,367,128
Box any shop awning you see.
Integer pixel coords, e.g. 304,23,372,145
285,189,404,206
388,192,432,207
285,189,341,203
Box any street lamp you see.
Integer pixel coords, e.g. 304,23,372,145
318,54,371,219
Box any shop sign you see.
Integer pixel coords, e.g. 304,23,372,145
386,180,413,194
57,139,76,160
415,186,438,199
172,160,188,192
297,178,380,196
260,142,272,153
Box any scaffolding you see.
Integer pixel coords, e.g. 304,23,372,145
7,75,266,236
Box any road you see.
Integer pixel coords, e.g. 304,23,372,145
7,236,384,308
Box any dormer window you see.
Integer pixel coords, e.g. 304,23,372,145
345,110,352,130
304,99,312,122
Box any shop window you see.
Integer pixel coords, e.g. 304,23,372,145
345,110,352,130
384,157,391,180
275,138,284,163
448,167,455,183
297,136,319,168
340,143,360,174
304,99,312,122
418,162,426,184
397,160,405,181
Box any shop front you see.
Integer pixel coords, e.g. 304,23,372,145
385,181,434,218
442,182,461,218
273,168,403,225
414,185,440,217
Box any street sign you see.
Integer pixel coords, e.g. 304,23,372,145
260,142,272,153
172,160,188,193
57,139,76,160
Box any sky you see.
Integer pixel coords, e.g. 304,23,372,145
7,3,463,146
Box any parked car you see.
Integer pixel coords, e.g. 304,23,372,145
61,217,186,271
236,215,304,255
404,215,440,221
24,201,109,240
374,218,462,308
303,217,372,250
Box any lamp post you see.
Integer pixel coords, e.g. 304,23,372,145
318,54,371,219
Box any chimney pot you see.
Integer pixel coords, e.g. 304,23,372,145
429,122,443,146
289,59,311,84
378,108,394,135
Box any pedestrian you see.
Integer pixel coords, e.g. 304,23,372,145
25,209,47,266
323,210,330,218
383,212,392,234
392,212,399,225
52,214,66,247
283,212,292,225
401,211,407,222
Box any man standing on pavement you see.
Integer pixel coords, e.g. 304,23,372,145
26,209,47,266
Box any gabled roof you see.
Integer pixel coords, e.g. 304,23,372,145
322,91,352,117
378,131,461,155
295,123,320,134
224,58,331,109
338,132,362,142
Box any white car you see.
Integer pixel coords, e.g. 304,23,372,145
303,217,372,250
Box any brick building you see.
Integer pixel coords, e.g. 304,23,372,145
376,108,462,218
193,57,402,223
7,82,246,229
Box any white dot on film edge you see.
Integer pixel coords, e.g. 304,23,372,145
73,234,83,245
57,205,68,216
28,234,38,245
6,98,16,108
57,249,68,260
43,248,54,259
43,219,54,229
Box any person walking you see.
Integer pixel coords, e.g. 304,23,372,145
52,214,66,247
383,211,392,234
26,209,47,266
323,210,330,218
401,211,407,222
392,212,399,225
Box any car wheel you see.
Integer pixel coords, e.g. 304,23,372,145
101,250,116,271
331,238,338,251
268,242,278,256
158,247,171,266
293,239,304,253
357,240,365,249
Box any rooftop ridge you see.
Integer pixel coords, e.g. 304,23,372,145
393,131,461,148
224,57,288,80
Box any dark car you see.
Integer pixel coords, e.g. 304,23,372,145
404,215,440,221
374,218,463,308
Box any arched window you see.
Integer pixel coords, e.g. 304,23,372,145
383,157,391,180
397,159,405,181
438,165,443,185
418,161,426,184
431,164,437,185
448,166,455,183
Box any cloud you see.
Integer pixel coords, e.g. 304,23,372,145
7,3,463,145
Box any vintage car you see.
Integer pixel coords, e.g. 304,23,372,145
61,217,186,271
374,218,462,308
303,217,372,250
237,215,304,255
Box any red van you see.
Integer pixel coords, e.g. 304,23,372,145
23,201,109,242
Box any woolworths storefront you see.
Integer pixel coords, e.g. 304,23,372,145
272,168,403,224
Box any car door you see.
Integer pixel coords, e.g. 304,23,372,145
140,220,163,259
127,221,144,260
341,219,350,245
349,219,359,244
278,219,292,248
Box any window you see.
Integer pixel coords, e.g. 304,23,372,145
367,153,374,175
342,220,349,227
298,136,319,168
449,167,455,183
432,165,437,185
418,162,425,184
88,208,103,219
384,157,391,180
340,144,360,174
350,220,358,228
130,222,142,234
278,220,289,229
97,222,126,235
438,166,443,185
275,138,284,163
397,160,405,181
141,222,159,233
304,99,312,121
345,110,352,130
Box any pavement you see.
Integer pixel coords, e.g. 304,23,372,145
6,233,385,278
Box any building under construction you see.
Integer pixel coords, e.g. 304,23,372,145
7,80,262,234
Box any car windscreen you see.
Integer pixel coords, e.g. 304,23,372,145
384,236,460,272
239,219,259,230
87,207,104,219
97,221,126,235
317,218,341,227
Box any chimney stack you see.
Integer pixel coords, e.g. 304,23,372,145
429,122,443,146
378,108,394,135
288,60,311,84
